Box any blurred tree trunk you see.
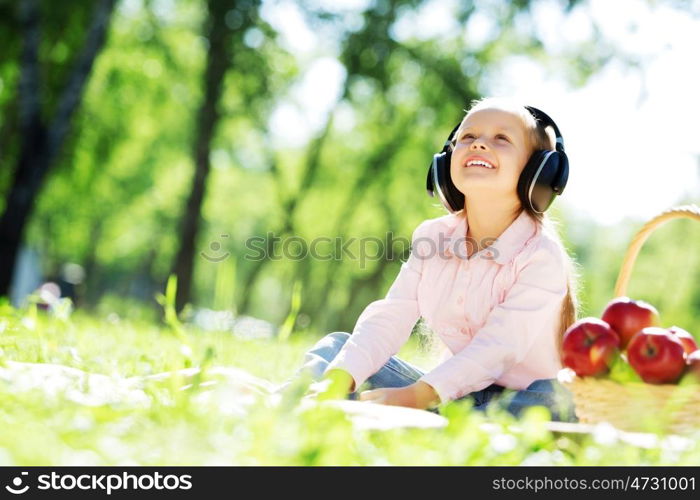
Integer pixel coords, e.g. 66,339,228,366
0,0,116,297
171,0,234,312
237,108,337,314
333,185,409,332
312,110,412,321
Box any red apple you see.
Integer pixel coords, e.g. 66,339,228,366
686,350,700,382
626,327,687,384
562,317,620,377
601,296,660,349
667,325,698,355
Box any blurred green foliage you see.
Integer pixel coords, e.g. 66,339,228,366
1,303,699,465
0,0,697,343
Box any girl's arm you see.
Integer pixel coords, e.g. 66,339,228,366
417,238,568,405
321,220,432,392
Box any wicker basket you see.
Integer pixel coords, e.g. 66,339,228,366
559,204,700,435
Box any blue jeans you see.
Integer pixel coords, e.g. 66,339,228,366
293,331,578,422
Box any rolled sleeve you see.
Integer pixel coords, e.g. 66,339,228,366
325,220,431,390
418,240,568,404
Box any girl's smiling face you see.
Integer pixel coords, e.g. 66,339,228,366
449,107,532,203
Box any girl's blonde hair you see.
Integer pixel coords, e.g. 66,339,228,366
463,97,581,358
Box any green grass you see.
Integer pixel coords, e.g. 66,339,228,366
1,301,699,465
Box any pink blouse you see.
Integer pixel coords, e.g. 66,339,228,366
324,209,569,404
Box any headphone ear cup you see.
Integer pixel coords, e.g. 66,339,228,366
552,153,569,195
426,157,435,194
431,152,464,213
518,150,566,213
517,151,546,211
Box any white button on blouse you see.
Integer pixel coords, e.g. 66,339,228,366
326,210,570,403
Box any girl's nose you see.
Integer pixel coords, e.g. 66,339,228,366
470,137,487,150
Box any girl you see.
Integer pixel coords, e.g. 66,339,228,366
281,97,580,422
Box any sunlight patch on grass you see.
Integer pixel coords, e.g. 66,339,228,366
1,302,699,465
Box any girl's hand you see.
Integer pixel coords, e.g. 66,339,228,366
359,382,440,410
303,369,354,401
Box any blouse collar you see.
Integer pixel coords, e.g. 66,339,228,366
445,209,539,265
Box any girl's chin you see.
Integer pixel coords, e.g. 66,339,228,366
453,176,499,188
453,169,498,181
454,183,505,197
456,168,497,176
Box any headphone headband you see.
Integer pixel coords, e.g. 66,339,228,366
524,105,565,152
426,103,569,214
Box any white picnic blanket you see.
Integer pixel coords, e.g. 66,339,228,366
0,361,447,430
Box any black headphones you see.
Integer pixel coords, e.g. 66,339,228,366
425,105,569,214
